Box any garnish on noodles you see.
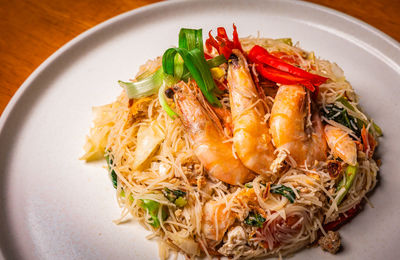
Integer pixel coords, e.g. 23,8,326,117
81,25,381,259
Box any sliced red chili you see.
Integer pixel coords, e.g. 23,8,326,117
323,204,362,231
249,45,328,86
270,51,300,65
205,24,244,59
205,30,219,53
232,24,243,52
217,27,228,39
256,64,315,91
204,52,213,59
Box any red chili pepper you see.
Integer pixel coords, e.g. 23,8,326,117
270,51,300,65
323,204,362,231
204,53,213,60
256,64,315,91
205,31,219,53
249,45,328,86
232,24,243,52
205,24,244,59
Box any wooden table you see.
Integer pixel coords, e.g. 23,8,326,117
1,0,399,116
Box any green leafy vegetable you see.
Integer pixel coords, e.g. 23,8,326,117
105,154,117,189
162,188,187,208
270,184,297,203
337,97,383,137
336,164,358,205
118,68,164,99
321,104,361,136
139,199,168,228
244,212,266,228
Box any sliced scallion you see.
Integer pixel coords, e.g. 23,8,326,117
158,83,178,119
179,28,203,52
173,54,185,78
162,47,221,107
336,164,358,205
119,68,164,99
207,54,227,68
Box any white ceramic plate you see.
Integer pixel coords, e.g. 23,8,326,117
1,0,400,259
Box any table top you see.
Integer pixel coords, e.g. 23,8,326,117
1,0,399,116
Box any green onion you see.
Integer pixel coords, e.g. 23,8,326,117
244,212,266,227
105,154,117,189
162,47,221,107
336,164,358,205
372,122,383,136
162,28,222,107
158,84,178,119
207,55,227,68
119,68,164,99
270,184,297,203
179,28,203,52
173,54,185,78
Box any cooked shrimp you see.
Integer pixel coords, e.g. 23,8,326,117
173,82,254,185
269,85,327,167
324,125,357,166
202,188,258,242
227,50,275,177
202,200,236,243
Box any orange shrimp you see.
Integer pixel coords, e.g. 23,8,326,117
269,85,327,167
202,188,258,242
324,125,357,166
227,50,275,177
202,200,236,243
174,82,254,185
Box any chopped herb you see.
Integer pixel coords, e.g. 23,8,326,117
270,184,297,203
244,212,266,228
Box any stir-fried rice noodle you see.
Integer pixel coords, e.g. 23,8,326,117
82,37,379,259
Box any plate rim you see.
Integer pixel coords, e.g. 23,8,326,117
1,0,399,258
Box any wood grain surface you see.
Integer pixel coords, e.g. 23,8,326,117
0,0,399,116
